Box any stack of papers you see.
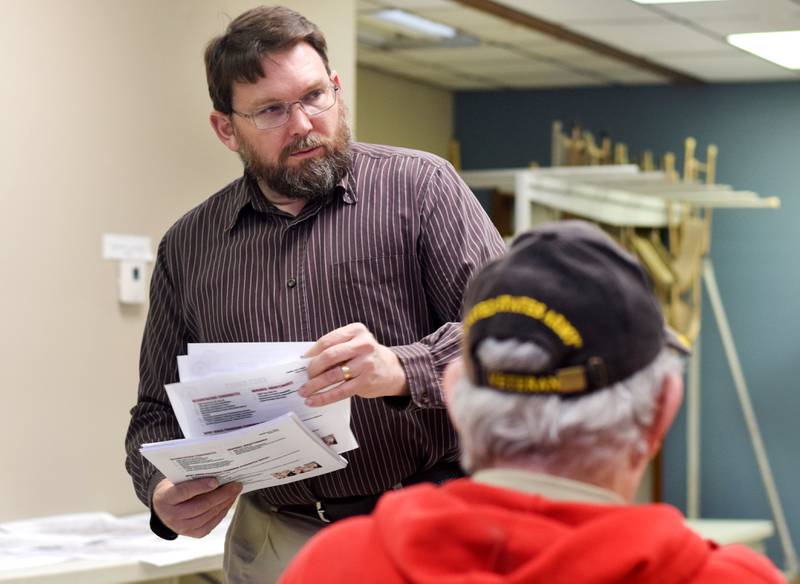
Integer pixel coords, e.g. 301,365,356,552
140,343,358,493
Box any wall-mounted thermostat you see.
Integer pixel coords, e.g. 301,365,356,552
102,234,153,305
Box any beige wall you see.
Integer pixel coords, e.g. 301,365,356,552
0,0,355,522
356,66,453,159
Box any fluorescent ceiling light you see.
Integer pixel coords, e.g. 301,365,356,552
728,31,800,69
631,0,724,4
372,9,457,39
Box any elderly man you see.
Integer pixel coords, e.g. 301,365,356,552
280,221,785,583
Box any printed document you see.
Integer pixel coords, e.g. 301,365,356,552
179,341,313,382
139,342,358,490
141,412,347,493
166,356,357,454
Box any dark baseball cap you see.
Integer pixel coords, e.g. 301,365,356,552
462,220,688,396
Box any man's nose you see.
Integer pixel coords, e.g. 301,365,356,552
286,103,313,136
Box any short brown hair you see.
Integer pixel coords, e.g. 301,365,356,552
204,5,330,114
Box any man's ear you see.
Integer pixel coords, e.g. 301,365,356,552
209,111,240,152
330,70,342,92
647,372,684,456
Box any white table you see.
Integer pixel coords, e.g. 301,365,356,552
0,511,228,584
0,555,222,584
688,519,775,555
1,518,775,583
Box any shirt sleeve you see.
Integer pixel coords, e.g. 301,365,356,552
124,234,186,539
391,160,505,409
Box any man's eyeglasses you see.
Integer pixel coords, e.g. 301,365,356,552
232,84,339,130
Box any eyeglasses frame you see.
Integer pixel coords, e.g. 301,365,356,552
231,84,340,131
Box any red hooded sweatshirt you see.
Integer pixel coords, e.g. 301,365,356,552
280,478,785,583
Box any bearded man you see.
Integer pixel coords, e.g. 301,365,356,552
123,5,505,584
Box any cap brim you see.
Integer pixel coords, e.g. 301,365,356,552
665,326,691,356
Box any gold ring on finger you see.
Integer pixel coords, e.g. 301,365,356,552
340,365,352,382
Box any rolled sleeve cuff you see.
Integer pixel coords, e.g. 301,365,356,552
391,342,445,409
148,471,178,540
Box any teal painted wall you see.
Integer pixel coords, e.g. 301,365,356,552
455,81,800,567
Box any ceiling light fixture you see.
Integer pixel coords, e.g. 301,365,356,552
630,0,724,4
727,30,800,69
372,9,457,39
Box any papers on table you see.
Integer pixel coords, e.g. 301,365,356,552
139,342,358,492
0,511,229,571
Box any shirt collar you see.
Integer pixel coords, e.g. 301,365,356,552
472,468,626,505
223,169,357,232
222,174,256,232
339,168,357,205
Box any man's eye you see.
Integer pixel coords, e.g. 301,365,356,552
259,104,284,116
304,90,324,102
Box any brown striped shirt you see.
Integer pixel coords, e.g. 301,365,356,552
125,142,505,515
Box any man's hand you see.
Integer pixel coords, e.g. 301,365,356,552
299,323,408,407
152,477,242,538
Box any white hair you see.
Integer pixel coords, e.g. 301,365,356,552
451,340,683,483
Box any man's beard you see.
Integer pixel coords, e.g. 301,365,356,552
237,108,352,203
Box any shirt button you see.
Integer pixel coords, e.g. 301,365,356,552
287,277,297,288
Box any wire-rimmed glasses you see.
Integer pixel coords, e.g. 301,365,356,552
232,84,339,130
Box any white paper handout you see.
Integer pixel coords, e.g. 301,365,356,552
179,342,313,382
165,357,357,455
141,412,347,494
140,342,358,491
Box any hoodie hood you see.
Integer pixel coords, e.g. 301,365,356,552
373,479,711,584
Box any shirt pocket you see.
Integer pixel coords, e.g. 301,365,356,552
329,253,426,345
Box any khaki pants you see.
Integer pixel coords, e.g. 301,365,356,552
224,494,324,584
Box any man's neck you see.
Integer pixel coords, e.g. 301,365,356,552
482,461,635,502
472,467,627,505
256,178,306,216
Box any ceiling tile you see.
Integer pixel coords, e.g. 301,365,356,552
398,44,523,64
368,58,447,76
548,50,635,72
472,24,553,44
410,5,555,43
646,45,745,60
510,39,603,60
382,64,498,89
357,0,383,11
601,68,674,85
571,21,727,55
687,13,800,37
439,78,499,89
497,0,659,25
501,49,665,83
357,0,800,88
653,0,796,24
414,5,522,30
357,47,411,67
396,67,497,89
657,53,800,82
649,0,800,39
498,70,608,89
367,0,455,10
448,59,567,76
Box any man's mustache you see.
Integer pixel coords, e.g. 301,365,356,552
279,136,329,163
